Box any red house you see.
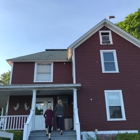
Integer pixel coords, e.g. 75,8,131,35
0,19,140,140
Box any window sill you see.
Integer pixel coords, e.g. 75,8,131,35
100,43,113,45
107,118,126,121
102,71,119,73
34,81,53,82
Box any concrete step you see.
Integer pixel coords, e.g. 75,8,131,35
28,130,76,140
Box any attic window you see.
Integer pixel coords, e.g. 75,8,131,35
99,31,113,45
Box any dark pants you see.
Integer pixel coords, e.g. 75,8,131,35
45,125,52,133
56,116,63,131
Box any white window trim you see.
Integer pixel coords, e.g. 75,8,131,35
99,30,113,45
34,63,53,82
104,90,126,121
100,50,119,73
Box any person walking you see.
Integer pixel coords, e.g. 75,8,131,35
55,99,65,135
44,105,54,140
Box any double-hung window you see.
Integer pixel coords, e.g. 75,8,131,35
34,63,53,82
100,50,119,73
99,31,113,45
104,90,126,121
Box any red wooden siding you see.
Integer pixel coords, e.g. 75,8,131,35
12,62,72,84
8,96,32,115
75,26,140,131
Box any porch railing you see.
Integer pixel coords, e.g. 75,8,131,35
74,109,81,140
0,115,28,130
23,110,34,140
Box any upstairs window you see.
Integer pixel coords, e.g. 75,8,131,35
100,50,119,73
99,31,113,45
104,90,126,121
34,63,53,82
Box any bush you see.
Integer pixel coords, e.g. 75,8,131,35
0,130,23,140
115,132,140,140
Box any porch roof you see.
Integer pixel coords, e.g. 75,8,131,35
0,83,81,91
0,84,81,108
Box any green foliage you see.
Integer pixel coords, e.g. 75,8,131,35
116,8,140,40
115,132,140,140
0,130,23,140
0,71,10,85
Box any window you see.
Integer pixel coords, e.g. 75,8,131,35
100,50,119,73
99,31,113,45
34,63,53,82
104,90,126,121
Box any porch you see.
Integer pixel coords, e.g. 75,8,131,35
0,84,81,140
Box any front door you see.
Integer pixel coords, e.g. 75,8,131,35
35,98,53,130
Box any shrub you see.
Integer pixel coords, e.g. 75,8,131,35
0,130,23,140
115,132,140,140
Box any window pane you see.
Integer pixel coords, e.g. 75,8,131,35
102,35,109,41
36,74,51,81
103,53,114,61
104,62,116,71
109,106,122,118
35,102,44,115
37,64,51,73
108,93,121,106
101,32,109,35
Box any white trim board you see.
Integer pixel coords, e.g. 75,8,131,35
0,131,13,140
97,130,138,134
81,130,138,135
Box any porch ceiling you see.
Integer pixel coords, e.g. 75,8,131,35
0,84,81,108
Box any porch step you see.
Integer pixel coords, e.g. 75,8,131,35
28,130,77,140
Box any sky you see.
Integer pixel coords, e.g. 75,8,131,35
0,0,140,75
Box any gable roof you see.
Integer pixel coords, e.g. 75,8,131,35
68,18,140,49
7,49,69,65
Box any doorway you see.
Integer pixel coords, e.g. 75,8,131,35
35,98,53,130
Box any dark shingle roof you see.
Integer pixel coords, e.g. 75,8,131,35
7,49,69,65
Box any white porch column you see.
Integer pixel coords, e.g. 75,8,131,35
73,89,77,130
5,95,10,115
31,90,36,131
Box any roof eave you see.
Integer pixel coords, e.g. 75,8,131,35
0,84,81,91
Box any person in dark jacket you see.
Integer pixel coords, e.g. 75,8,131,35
44,105,54,140
55,99,65,135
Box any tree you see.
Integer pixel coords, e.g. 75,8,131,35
0,71,10,85
116,8,140,40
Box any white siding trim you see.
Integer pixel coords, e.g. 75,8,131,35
33,63,37,82
100,50,119,73
82,130,138,135
104,90,126,121
97,130,138,134
72,49,76,84
9,63,14,85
